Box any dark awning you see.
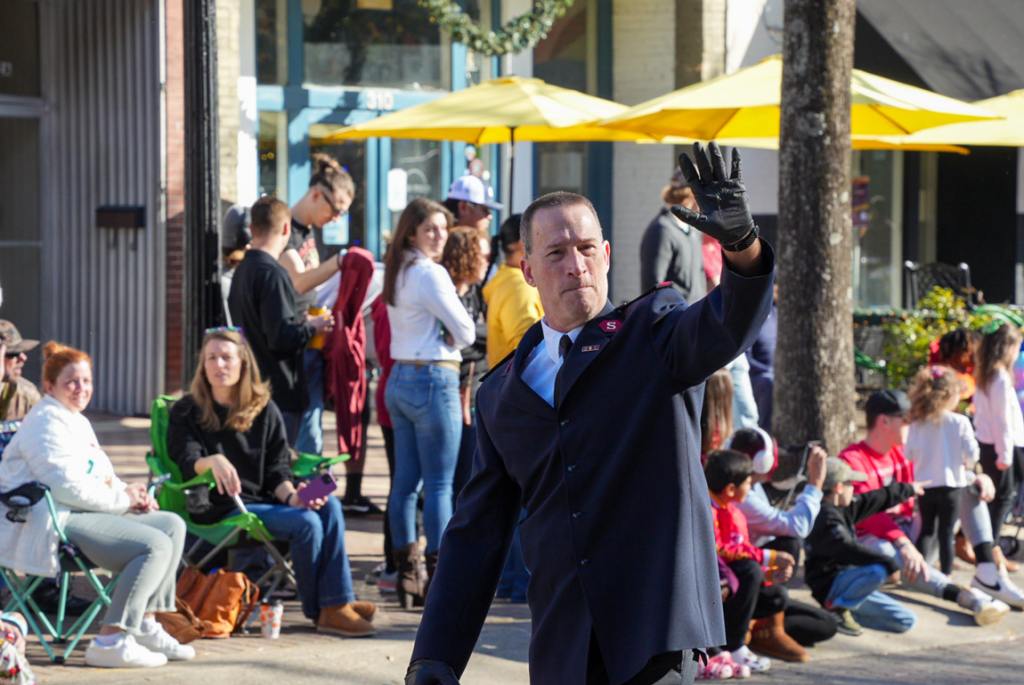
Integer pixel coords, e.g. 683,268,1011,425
858,0,1024,101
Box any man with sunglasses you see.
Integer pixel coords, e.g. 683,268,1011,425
280,155,356,456
0,320,40,422
442,174,503,235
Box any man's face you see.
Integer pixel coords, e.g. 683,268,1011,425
4,351,26,381
458,200,491,232
836,481,855,507
314,186,352,228
876,412,909,447
522,204,610,332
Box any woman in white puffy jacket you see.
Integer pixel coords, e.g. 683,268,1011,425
0,342,193,669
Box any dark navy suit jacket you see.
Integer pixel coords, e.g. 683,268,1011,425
412,243,775,685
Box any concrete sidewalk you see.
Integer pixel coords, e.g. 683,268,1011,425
18,412,1024,683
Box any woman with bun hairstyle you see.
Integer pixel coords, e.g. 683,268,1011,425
283,153,357,456
0,343,192,669
166,328,376,638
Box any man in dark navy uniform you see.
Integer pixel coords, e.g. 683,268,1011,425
407,143,775,685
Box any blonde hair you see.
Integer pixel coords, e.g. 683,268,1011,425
189,330,270,433
701,369,734,454
908,365,961,423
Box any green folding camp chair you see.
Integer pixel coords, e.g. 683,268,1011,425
145,396,347,597
0,482,120,664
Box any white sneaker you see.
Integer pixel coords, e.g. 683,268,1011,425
958,587,1010,626
972,569,1024,609
84,634,168,668
364,561,385,585
136,623,196,661
378,570,398,594
729,645,770,673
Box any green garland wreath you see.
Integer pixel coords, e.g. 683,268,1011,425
417,0,576,57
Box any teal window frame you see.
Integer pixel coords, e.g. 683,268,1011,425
255,0,496,257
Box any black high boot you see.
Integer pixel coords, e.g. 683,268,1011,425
395,543,426,609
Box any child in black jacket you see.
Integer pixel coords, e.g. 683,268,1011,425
804,458,922,635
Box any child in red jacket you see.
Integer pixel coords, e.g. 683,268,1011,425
706,450,805,673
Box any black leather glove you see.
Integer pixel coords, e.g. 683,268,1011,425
406,659,460,685
671,142,755,249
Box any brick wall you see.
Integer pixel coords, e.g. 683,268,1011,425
165,0,186,392
610,0,677,303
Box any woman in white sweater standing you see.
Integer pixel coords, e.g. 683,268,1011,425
382,198,475,607
974,324,1024,551
0,343,192,668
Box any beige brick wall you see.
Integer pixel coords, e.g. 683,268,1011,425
217,0,240,204
610,0,676,303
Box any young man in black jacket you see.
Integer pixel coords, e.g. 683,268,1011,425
227,197,333,444
805,458,1007,636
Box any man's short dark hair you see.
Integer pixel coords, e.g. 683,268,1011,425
520,191,600,254
249,196,290,239
864,389,910,430
704,449,753,494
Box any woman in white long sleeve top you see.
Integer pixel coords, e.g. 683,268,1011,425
381,198,474,608
0,343,192,668
974,324,1024,540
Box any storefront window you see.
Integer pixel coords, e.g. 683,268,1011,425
534,0,591,196
309,126,367,251
258,111,288,199
303,0,460,90
852,150,903,308
0,1,40,97
256,0,288,85
462,1,491,86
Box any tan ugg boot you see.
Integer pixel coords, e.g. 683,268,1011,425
747,612,808,663
317,604,376,637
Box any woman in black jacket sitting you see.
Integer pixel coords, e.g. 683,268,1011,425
167,328,375,637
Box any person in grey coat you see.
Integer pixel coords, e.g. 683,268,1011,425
639,169,707,302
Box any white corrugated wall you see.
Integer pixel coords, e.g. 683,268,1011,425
39,0,165,415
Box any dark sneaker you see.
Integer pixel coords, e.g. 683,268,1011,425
343,495,384,517
831,608,863,636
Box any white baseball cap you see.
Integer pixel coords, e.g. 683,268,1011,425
446,174,503,210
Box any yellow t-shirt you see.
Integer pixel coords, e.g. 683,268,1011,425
482,263,544,367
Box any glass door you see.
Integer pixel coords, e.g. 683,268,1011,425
0,1,43,379
0,117,42,382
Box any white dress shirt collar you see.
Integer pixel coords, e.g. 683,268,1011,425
539,318,584,364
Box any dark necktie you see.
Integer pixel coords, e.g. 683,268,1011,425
559,334,573,360
555,334,572,404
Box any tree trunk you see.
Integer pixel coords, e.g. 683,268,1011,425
774,0,856,455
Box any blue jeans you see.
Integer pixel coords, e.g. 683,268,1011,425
244,497,355,620
295,349,325,455
826,563,916,633
385,363,462,554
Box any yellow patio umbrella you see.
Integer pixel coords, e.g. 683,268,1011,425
861,89,1024,147
322,76,649,207
601,55,999,140
637,136,969,155
323,76,642,144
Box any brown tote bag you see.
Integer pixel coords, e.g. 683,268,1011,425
174,566,261,639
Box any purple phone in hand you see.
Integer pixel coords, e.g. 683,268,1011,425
297,472,338,506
